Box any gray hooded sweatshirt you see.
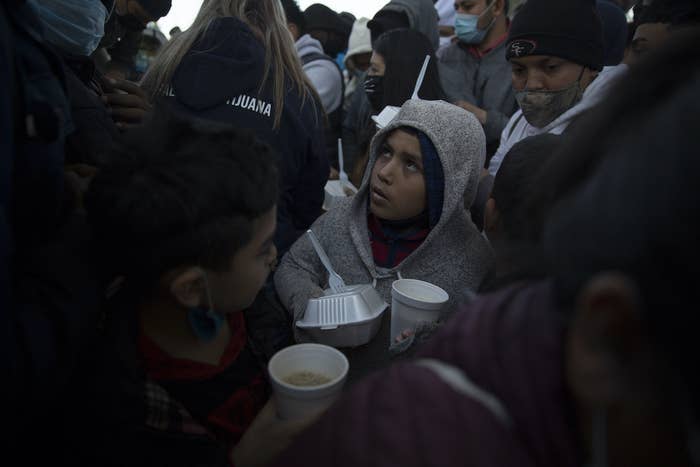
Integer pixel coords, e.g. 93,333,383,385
274,99,493,383
379,0,440,51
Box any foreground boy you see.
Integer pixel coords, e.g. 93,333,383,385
77,112,309,466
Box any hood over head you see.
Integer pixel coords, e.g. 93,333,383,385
295,32,324,57
355,99,485,244
344,18,372,67
172,17,266,111
370,0,440,51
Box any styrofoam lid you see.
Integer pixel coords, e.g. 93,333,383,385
371,105,400,129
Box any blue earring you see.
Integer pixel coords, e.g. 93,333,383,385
186,271,224,342
187,306,225,342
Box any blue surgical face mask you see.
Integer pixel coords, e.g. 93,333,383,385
29,0,108,56
454,1,496,45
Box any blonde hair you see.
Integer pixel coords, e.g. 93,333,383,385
140,0,315,128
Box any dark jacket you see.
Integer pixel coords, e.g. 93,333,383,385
71,282,293,467
341,71,374,175
62,53,121,166
166,17,329,256
2,0,101,461
273,281,581,466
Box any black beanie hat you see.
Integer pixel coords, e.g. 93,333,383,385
139,0,172,19
304,3,352,37
505,0,604,71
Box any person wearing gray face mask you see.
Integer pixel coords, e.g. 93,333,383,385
486,0,629,177
513,66,587,129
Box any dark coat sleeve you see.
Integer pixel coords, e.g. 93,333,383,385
275,98,329,256
271,361,527,467
2,2,102,434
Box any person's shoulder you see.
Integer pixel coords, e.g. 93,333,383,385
437,41,465,61
319,197,355,225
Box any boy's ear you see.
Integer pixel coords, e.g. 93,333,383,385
567,272,645,408
484,197,500,235
168,267,205,309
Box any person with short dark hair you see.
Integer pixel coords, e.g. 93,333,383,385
624,0,700,64
78,110,311,466
98,0,172,79
438,0,517,161
479,133,561,292
487,0,628,176
271,27,700,467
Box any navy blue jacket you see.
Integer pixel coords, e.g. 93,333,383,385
167,17,329,255
1,0,101,462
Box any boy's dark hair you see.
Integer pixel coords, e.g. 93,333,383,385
280,0,306,33
541,28,700,420
491,133,560,243
373,29,446,107
638,0,700,27
85,109,279,300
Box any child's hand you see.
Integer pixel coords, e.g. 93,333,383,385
231,398,320,467
394,329,415,343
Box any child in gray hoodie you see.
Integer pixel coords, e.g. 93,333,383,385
274,99,493,383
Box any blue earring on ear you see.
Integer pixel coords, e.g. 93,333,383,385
186,272,224,342
187,306,225,342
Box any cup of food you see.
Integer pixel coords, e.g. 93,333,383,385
268,343,349,420
390,279,449,343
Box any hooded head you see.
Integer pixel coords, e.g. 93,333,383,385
344,18,372,73
357,100,485,234
368,0,440,50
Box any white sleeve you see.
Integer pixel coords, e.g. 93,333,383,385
487,111,522,177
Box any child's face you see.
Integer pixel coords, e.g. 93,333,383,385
370,129,426,221
208,206,277,313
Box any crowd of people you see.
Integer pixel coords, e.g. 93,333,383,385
3,0,699,465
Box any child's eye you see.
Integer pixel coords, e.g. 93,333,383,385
380,145,392,158
546,64,560,72
405,160,420,172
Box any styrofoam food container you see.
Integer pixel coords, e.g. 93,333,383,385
371,105,400,129
390,279,449,343
268,343,349,420
296,284,388,348
323,179,358,211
